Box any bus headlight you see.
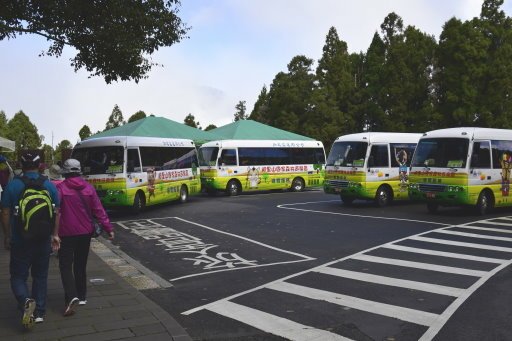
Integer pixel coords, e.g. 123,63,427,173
409,183,419,190
348,182,362,188
107,190,125,196
447,186,463,192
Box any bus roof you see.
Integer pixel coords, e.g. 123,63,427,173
74,136,196,149
421,127,512,140
334,132,422,144
200,139,324,149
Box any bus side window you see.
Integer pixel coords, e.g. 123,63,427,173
219,149,237,166
127,149,141,172
369,145,389,167
471,141,491,168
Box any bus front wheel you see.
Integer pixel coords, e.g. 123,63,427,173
291,177,305,192
133,191,146,214
179,185,189,203
375,185,392,207
476,190,493,215
226,180,241,196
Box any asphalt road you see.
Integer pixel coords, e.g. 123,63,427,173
107,189,512,341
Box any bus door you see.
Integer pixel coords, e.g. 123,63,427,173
367,144,390,187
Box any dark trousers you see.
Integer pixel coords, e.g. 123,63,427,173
58,234,91,305
10,237,51,316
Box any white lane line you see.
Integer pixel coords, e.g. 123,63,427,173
454,225,512,234
383,244,505,264
470,220,512,227
437,229,512,242
351,254,487,277
315,267,464,297
411,236,512,253
419,257,512,341
267,281,439,327
207,301,351,341
277,203,450,226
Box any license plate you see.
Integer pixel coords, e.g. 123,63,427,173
426,192,436,199
334,188,342,193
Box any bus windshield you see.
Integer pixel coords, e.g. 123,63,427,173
327,142,368,167
411,138,469,168
199,147,219,166
72,146,124,175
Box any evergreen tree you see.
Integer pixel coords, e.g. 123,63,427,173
55,140,73,162
128,110,147,123
234,101,247,121
249,85,270,123
0,110,8,135
6,110,41,159
105,104,125,130
184,113,200,129
78,125,92,140
204,124,217,131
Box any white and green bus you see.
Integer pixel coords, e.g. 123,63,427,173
324,132,421,206
198,139,326,195
72,136,200,213
409,127,512,215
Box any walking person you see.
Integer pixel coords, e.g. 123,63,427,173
55,159,114,316
1,152,60,329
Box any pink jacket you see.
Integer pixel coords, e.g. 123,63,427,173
57,176,113,237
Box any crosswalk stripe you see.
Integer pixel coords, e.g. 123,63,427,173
207,300,352,341
437,229,512,242
351,254,487,277
455,225,512,234
315,267,464,297
488,217,512,221
471,221,512,227
383,244,505,264
267,281,439,327
411,236,512,253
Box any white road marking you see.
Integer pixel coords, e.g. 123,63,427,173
267,281,439,327
207,301,351,341
410,236,512,253
436,229,512,242
351,254,487,277
314,267,464,297
383,244,505,264
277,202,450,226
470,220,512,227
454,225,512,234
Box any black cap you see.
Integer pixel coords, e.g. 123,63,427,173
21,152,41,170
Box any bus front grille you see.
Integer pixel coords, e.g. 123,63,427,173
418,184,446,192
327,180,349,189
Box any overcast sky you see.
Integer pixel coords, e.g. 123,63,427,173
1,0,511,147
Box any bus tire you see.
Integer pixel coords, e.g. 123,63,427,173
340,195,354,205
375,185,392,207
476,190,493,215
291,177,305,192
427,202,439,214
226,180,241,196
179,185,188,203
133,191,146,214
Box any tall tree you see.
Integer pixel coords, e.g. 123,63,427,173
78,125,92,140
184,113,200,129
128,110,147,123
204,124,217,131
105,104,125,130
234,101,247,121
0,1,189,83
42,144,54,163
54,140,73,162
6,111,41,159
249,85,270,123
0,110,8,136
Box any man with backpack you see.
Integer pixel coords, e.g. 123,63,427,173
1,152,60,330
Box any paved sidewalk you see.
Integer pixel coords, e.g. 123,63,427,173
0,241,192,341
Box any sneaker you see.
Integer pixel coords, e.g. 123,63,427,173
34,316,44,323
22,298,35,330
63,297,79,317
78,300,87,306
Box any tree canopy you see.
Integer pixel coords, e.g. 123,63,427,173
0,0,189,83
128,110,147,123
105,104,125,130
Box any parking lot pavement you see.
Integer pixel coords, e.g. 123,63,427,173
0,240,192,341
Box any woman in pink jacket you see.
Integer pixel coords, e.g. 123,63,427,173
54,159,114,316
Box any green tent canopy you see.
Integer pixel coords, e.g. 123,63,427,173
88,116,220,145
210,120,314,140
